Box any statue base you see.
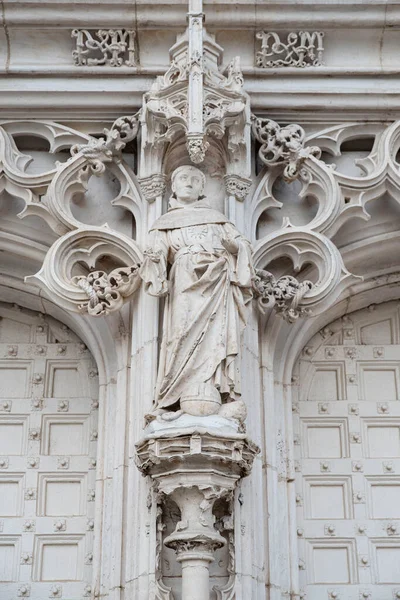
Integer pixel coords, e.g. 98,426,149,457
135,414,259,600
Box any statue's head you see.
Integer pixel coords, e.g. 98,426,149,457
171,165,206,204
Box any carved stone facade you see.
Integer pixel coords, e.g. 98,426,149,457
1,1,400,599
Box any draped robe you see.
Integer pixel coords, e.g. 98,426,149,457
139,202,253,410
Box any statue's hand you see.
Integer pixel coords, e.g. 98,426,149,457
221,236,239,255
144,247,164,263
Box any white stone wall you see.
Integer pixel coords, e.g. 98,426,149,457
1,2,400,599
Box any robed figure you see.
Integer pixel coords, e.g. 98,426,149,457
140,165,254,418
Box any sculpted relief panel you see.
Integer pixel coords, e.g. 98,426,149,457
255,31,325,68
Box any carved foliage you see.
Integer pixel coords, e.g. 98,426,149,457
74,266,141,316
253,228,360,316
224,174,252,201
70,113,140,173
138,174,167,203
186,135,210,164
251,116,321,182
253,269,313,323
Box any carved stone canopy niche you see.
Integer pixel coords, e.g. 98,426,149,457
139,12,252,203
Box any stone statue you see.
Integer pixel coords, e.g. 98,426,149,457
140,165,254,421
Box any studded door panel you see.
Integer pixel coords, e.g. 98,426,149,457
293,303,400,600
0,305,98,600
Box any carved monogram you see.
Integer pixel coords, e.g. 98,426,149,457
72,29,137,67
256,31,325,68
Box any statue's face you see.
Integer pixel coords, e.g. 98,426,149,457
172,167,204,203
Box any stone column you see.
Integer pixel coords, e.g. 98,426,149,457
164,486,225,600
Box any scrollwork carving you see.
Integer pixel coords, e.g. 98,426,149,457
27,228,142,314
70,113,140,173
72,29,137,67
253,227,361,316
0,122,91,232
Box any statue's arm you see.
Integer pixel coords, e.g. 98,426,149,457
139,230,169,297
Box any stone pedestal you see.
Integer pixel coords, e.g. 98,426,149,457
135,414,259,600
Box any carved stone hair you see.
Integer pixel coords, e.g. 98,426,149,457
170,165,206,196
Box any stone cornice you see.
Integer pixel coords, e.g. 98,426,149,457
2,74,400,121
1,2,400,120
2,1,400,28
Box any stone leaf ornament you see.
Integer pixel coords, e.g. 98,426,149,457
252,269,313,323
74,266,141,316
251,115,321,182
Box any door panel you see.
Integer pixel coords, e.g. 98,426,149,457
294,302,400,600
0,305,98,600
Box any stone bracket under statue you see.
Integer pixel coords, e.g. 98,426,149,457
135,414,259,600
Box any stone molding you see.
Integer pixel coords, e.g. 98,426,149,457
136,426,259,481
2,1,398,29
2,2,400,120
